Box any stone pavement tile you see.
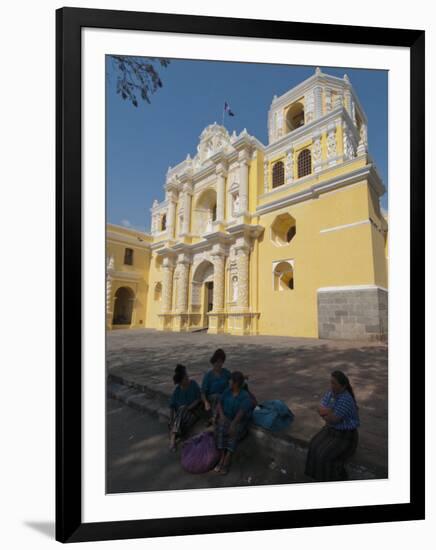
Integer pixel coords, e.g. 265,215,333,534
107,329,388,474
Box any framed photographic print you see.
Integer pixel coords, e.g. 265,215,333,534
56,7,425,543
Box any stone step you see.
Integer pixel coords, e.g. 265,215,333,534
107,375,386,480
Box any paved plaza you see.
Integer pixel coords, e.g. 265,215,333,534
107,329,388,475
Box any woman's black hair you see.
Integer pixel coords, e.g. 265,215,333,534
231,371,245,388
210,348,226,365
331,370,357,404
173,364,187,385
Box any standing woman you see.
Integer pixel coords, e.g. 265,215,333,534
305,370,360,482
168,364,202,451
201,348,231,424
214,371,254,475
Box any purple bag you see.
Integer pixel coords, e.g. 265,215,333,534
180,431,220,474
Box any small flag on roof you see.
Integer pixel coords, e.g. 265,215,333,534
224,101,235,117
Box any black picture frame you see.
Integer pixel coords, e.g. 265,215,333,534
56,7,425,543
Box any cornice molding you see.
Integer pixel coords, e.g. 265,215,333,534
256,164,385,216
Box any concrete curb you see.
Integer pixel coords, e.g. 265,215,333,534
107,374,383,480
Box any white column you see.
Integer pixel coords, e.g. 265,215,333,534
216,164,226,223
263,160,269,193
212,251,226,312
175,257,190,313
285,148,294,184
357,123,368,156
238,150,249,215
312,132,322,173
182,184,192,234
236,242,250,310
162,257,175,313
167,191,177,239
314,85,323,119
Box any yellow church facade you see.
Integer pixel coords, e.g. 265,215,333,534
106,68,388,340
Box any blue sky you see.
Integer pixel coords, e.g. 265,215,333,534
106,58,388,231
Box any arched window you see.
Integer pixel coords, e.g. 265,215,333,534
272,161,285,188
297,149,311,178
273,262,294,291
286,102,305,132
161,214,167,231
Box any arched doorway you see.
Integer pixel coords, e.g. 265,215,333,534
112,286,135,326
191,260,214,328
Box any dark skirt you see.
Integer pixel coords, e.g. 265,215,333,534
215,417,249,453
169,405,200,438
305,426,359,482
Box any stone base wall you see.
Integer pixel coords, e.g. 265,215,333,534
318,286,388,341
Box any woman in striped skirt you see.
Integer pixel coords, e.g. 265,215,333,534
168,364,202,452
305,370,360,482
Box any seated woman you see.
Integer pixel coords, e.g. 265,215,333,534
214,371,254,475
168,364,202,452
201,348,231,424
305,370,360,482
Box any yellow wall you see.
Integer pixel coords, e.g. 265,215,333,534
107,226,151,328
255,182,377,337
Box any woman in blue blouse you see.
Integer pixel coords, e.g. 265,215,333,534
168,364,201,451
214,371,254,474
305,370,360,481
201,348,231,425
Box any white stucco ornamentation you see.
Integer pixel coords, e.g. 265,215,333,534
327,126,337,159
276,111,284,139
357,123,368,156
196,123,231,163
312,135,322,172
305,91,315,123
333,93,343,109
212,252,226,312
342,122,356,160
325,88,332,113
236,245,250,310
232,193,240,216
314,86,323,119
175,259,190,312
231,275,238,302
264,161,269,193
285,149,294,184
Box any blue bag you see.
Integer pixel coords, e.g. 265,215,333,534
252,400,294,431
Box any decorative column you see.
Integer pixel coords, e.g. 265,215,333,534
236,242,250,311
212,252,225,312
312,132,322,173
208,248,226,334
176,257,190,313
182,183,192,235
161,256,175,329
173,254,191,331
238,150,249,216
324,88,332,113
342,121,356,160
357,123,368,156
216,163,226,223
285,148,294,184
327,123,337,166
167,190,177,240
263,160,269,193
314,85,323,119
